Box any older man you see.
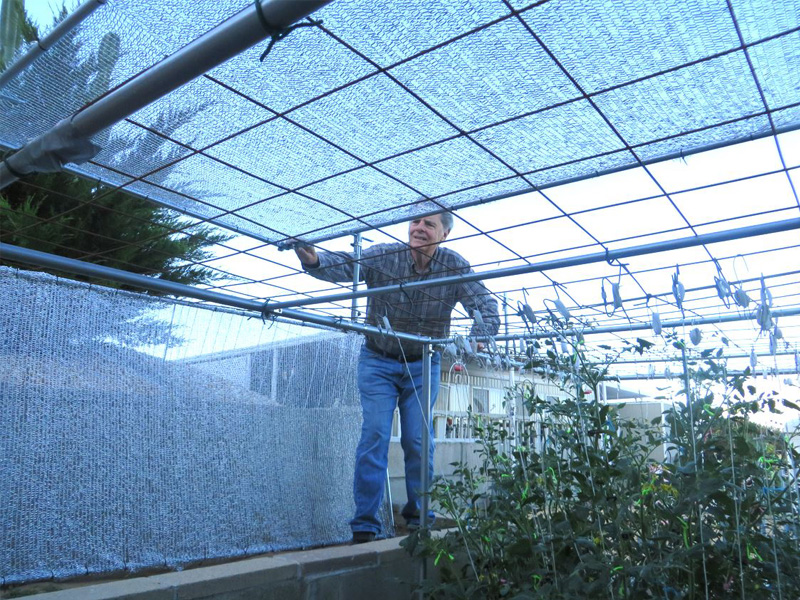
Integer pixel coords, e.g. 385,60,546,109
295,212,499,543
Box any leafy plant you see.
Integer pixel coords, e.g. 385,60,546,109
404,336,800,599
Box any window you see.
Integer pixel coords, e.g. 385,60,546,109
472,388,489,413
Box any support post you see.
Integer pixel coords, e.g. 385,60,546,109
419,342,433,585
502,292,511,355
351,233,362,322
420,342,433,530
680,343,710,599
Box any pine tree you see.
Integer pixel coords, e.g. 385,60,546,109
0,5,232,292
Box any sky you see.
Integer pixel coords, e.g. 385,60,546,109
23,0,64,30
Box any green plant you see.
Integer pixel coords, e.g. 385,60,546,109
0,4,230,291
404,336,800,599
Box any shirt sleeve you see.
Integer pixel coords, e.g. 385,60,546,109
303,249,358,283
303,244,386,284
457,267,500,338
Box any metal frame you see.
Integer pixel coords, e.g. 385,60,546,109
0,241,423,344
265,217,800,311
1,0,798,575
0,0,332,188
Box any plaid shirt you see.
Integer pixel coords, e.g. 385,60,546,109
305,242,500,356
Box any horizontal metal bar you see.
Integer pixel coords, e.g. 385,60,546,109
266,217,800,311
0,0,106,91
480,305,800,343
0,242,429,344
589,350,799,365
0,0,332,188
611,368,799,381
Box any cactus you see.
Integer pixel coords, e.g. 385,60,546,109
0,0,24,70
87,32,121,101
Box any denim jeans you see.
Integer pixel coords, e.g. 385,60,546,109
350,345,441,534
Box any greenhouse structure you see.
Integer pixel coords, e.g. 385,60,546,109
1,0,800,597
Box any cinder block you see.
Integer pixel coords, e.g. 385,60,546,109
305,564,416,600
187,579,303,600
160,556,298,599
18,577,173,600
286,544,378,577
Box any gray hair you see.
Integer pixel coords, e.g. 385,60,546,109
437,211,454,233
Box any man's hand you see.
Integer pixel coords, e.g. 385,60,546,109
294,244,319,267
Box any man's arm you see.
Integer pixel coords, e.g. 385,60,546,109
295,244,386,284
459,275,500,340
294,244,319,268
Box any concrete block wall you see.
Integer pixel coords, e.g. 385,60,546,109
17,537,423,600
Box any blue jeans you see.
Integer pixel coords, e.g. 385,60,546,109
350,345,441,534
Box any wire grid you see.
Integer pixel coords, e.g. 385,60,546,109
1,5,800,594
2,1,800,376
0,266,401,585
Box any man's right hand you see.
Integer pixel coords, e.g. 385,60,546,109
294,244,319,267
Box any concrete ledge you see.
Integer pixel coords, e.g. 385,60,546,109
18,537,420,600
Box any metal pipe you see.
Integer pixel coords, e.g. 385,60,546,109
610,368,800,381
0,0,332,187
4,240,799,352
471,304,800,343
0,0,106,91
0,241,428,344
420,343,433,531
502,292,511,355
589,350,800,366
351,233,362,321
419,342,433,584
264,217,800,310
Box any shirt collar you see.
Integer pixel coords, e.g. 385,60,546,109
408,245,441,275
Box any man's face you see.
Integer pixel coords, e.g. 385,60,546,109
408,215,449,253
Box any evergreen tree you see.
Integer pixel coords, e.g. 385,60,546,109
0,5,231,292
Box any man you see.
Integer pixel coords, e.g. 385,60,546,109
295,212,499,543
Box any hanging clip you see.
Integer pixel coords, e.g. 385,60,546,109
254,1,323,61
671,265,685,316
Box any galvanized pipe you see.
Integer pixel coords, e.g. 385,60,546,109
474,304,800,343
264,217,800,311
418,342,433,584
0,241,427,344
0,0,332,187
609,368,800,381
351,233,362,321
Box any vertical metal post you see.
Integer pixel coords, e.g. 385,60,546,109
419,342,433,587
680,344,710,600
351,233,362,321
502,292,511,355
420,343,433,529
